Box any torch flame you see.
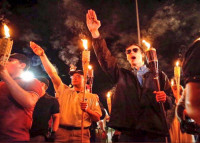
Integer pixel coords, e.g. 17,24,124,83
176,61,179,67
88,65,92,70
142,40,151,50
107,92,111,98
4,24,10,38
171,79,174,86
81,39,88,50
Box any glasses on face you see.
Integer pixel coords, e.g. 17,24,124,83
126,48,139,54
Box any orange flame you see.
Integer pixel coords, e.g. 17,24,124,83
176,61,180,67
107,92,111,98
81,39,88,50
142,40,151,50
4,24,10,38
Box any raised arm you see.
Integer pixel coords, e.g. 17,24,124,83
0,66,42,108
30,42,62,90
86,9,119,83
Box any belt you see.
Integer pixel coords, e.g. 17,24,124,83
59,125,89,130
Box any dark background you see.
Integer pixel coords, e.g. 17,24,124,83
1,0,200,108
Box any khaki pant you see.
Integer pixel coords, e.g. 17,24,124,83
55,128,90,143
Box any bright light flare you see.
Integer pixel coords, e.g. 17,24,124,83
171,79,174,86
142,40,151,50
88,65,92,70
20,71,35,81
81,39,88,50
4,24,10,38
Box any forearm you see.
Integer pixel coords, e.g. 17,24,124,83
40,54,58,78
92,37,119,82
2,72,38,108
86,108,100,122
91,30,100,38
40,54,62,89
52,113,60,132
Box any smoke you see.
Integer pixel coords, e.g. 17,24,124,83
19,29,41,42
64,16,86,35
63,0,88,35
50,40,62,50
58,44,79,66
47,0,88,67
142,1,200,45
31,55,41,67
141,3,180,42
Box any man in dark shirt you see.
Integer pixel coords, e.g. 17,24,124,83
30,77,60,142
86,9,174,142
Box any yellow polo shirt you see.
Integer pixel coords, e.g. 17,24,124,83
55,83,102,127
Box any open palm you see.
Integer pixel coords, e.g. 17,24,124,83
86,9,101,33
30,41,44,56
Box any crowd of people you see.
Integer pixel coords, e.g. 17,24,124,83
0,9,200,142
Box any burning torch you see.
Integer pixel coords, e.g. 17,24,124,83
174,60,181,103
81,39,90,143
142,40,169,143
0,24,13,66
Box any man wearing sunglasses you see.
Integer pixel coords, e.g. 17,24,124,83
86,9,174,142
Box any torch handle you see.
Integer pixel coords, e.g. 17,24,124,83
154,76,169,143
81,76,87,143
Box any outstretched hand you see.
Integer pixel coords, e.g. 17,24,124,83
30,41,44,56
86,9,101,38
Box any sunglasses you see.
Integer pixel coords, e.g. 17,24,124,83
126,48,139,54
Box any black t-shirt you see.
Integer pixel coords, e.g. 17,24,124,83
30,93,59,137
183,39,200,84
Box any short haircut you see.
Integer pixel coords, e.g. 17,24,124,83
9,53,30,70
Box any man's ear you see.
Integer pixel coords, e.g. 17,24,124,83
20,63,26,69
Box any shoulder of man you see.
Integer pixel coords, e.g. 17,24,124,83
17,78,43,97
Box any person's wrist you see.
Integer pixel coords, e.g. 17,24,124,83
91,30,100,38
85,107,90,113
0,68,10,80
40,52,46,57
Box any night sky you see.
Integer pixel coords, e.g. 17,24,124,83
1,0,200,107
